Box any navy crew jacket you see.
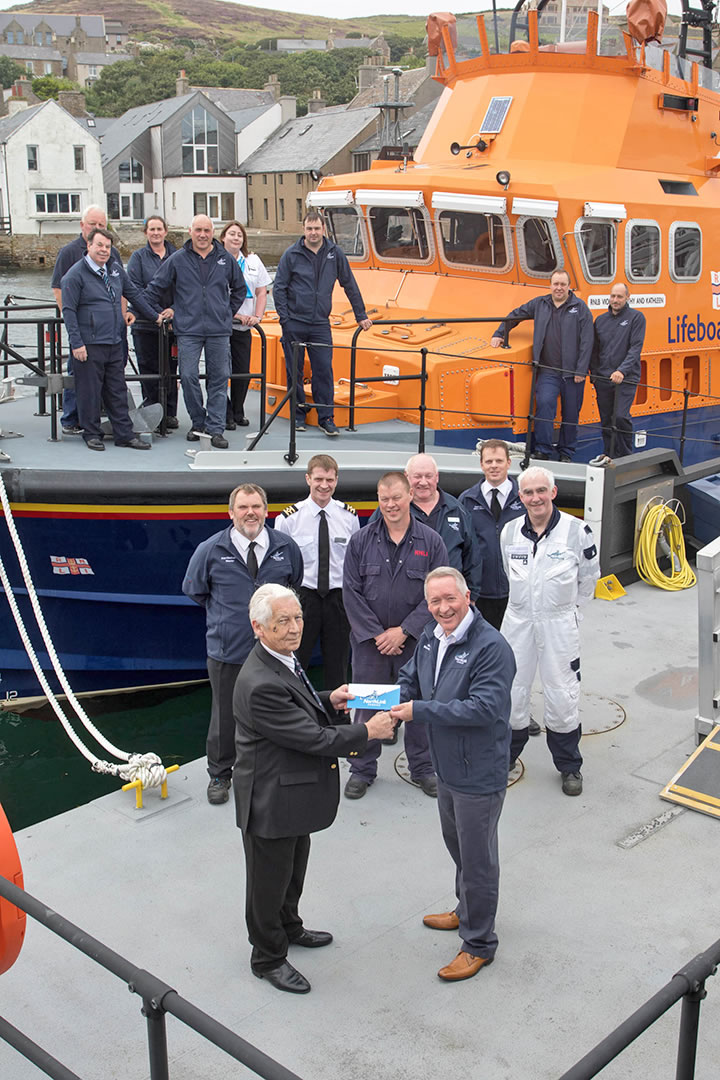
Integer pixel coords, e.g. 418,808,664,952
143,238,246,338
495,291,594,379
591,304,646,384
61,254,160,350
459,478,525,600
273,237,367,326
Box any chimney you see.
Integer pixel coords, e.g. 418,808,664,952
279,95,296,123
7,97,29,115
306,89,326,114
13,77,34,98
57,90,87,117
176,69,189,97
264,73,280,101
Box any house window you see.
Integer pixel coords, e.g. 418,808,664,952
73,146,85,171
88,65,98,78
278,174,283,186
16,31,23,45
248,198,254,219
279,198,285,222
27,145,38,171
26,62,33,73
154,192,159,208
172,192,176,209
6,31,14,44
35,32,43,45
46,32,52,45
181,106,219,174
296,198,303,221
118,157,143,183
193,192,234,219
296,174,303,185
247,175,252,186
262,174,267,184
221,193,234,219
44,63,53,75
106,193,143,220
354,153,370,172
263,199,269,220
35,192,81,215
107,193,120,219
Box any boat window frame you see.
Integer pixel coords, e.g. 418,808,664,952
434,208,514,275
573,217,617,284
625,219,662,284
364,204,435,267
323,205,367,262
669,221,702,284
515,215,564,279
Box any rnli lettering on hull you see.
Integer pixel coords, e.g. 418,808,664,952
667,314,720,344
588,294,666,308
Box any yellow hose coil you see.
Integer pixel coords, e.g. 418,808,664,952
636,501,696,591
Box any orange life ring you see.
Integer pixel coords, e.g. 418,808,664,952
0,802,25,974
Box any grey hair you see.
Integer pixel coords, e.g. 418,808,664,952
81,204,106,222
424,566,468,599
519,465,555,491
405,452,438,474
249,583,300,627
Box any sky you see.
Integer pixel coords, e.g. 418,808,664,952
0,0,692,17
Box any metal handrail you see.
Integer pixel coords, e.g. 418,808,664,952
0,873,304,1080
560,937,720,1079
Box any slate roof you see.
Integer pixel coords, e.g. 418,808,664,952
99,91,200,166
227,104,274,133
0,14,104,35
74,52,132,66
192,87,275,112
352,98,438,154
0,43,62,61
349,67,432,110
0,101,43,142
239,106,377,173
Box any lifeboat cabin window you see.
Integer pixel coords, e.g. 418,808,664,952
669,222,702,283
368,206,433,263
575,220,615,283
437,211,511,273
626,221,661,283
516,217,562,277
324,207,366,260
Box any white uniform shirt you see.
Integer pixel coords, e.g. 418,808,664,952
235,253,272,326
274,496,359,590
231,525,269,569
481,476,513,511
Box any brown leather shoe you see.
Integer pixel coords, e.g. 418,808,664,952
437,951,493,981
423,911,459,931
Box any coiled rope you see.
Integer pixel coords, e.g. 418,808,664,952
636,498,696,592
0,471,167,787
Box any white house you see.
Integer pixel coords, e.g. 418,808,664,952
0,99,104,235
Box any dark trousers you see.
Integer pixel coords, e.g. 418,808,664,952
226,328,251,422
349,637,433,782
131,327,178,416
478,595,508,632
75,342,134,444
206,656,243,780
437,782,505,959
296,587,351,691
594,380,636,458
61,352,79,427
510,724,583,773
282,321,334,423
242,831,310,973
534,371,585,458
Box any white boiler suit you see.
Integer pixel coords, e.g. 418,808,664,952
500,510,599,740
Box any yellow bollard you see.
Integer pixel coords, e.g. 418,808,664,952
122,764,180,809
594,574,626,601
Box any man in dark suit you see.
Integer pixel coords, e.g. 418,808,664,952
233,583,394,994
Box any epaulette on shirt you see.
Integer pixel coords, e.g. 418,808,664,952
281,503,299,517
340,502,357,516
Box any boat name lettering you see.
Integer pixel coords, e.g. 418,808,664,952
667,314,720,344
588,294,666,309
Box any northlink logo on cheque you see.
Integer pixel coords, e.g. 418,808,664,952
668,314,720,343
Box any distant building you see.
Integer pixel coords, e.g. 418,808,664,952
0,98,104,235
186,81,295,165
68,51,133,88
0,14,107,79
239,107,378,234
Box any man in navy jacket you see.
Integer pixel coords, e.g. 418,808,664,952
61,228,166,452
273,210,372,437
144,215,246,448
491,270,593,461
590,283,646,459
182,483,303,803
391,567,516,982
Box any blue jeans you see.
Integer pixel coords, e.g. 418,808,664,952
281,321,334,423
61,353,79,428
176,335,230,435
534,370,585,458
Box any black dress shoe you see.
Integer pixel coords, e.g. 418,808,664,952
225,419,237,431
118,437,150,450
417,776,438,798
253,960,310,994
290,929,333,948
236,416,250,426
166,416,179,429
211,433,229,449
85,437,105,451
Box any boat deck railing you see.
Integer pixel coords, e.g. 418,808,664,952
1,866,718,1079
0,872,305,1080
2,299,719,467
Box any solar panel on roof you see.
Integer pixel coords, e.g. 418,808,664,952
480,96,512,134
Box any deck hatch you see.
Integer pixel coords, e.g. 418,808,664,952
479,96,513,134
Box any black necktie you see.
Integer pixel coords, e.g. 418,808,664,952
294,656,323,708
246,540,258,579
317,509,330,597
490,488,501,522
100,267,115,301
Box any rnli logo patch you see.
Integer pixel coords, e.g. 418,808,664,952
414,549,428,556
447,517,460,532
455,652,469,665
270,552,286,561
712,271,720,310
423,642,432,651
547,549,568,560
51,556,94,575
